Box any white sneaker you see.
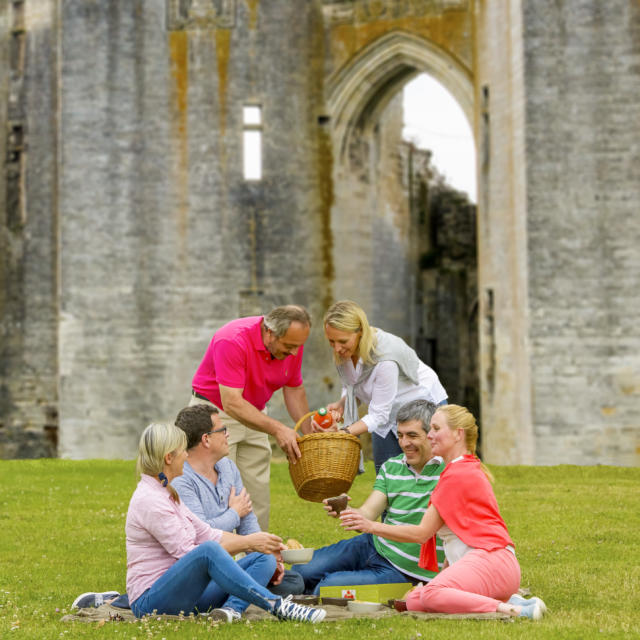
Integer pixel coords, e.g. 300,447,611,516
72,591,120,609
273,595,326,623
508,593,547,615
207,607,241,622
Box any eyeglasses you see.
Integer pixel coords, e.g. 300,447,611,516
205,426,228,436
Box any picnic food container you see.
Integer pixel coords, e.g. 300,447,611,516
319,583,413,603
281,548,315,564
289,411,361,502
347,601,382,614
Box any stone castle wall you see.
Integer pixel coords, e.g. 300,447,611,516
475,0,640,465
2,1,343,458
0,0,59,457
57,0,350,458
473,0,534,463
522,0,640,465
1,0,639,465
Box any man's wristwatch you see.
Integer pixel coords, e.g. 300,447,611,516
340,425,352,435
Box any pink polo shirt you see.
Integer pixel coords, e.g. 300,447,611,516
125,474,223,604
191,316,305,411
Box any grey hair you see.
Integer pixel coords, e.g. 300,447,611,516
396,399,438,434
263,305,311,338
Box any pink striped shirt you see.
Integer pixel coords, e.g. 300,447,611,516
125,474,223,603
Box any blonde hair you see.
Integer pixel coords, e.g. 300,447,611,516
437,405,494,483
323,300,378,365
136,422,187,502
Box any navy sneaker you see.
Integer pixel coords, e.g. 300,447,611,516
72,591,120,609
273,595,326,623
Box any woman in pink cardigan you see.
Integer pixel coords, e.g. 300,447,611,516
339,404,546,621
125,422,325,623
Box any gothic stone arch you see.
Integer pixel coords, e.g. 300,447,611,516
327,30,473,161
323,29,483,438
319,5,539,465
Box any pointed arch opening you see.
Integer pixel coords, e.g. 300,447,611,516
324,30,479,422
327,31,474,161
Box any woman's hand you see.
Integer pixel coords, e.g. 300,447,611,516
339,508,374,534
326,402,344,423
247,532,286,554
309,416,338,433
309,403,342,432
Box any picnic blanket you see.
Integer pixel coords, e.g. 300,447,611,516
61,603,509,624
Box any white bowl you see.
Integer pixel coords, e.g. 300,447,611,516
347,601,382,614
281,548,314,564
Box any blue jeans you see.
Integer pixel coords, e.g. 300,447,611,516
130,542,277,617
291,534,411,595
371,431,403,475
111,566,302,610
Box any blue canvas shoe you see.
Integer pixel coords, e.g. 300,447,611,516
508,593,547,615
273,595,326,623
515,597,546,621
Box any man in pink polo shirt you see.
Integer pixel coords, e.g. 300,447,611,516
190,305,312,529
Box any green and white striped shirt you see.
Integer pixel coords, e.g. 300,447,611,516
373,454,446,582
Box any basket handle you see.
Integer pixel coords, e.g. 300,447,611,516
294,411,316,433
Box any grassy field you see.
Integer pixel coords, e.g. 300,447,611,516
0,459,638,638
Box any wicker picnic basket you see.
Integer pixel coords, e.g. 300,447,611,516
288,411,361,503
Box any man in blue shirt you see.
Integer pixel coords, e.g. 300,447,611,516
172,403,303,596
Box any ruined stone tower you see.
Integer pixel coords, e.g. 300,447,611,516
1,0,639,465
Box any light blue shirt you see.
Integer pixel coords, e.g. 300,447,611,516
172,459,260,535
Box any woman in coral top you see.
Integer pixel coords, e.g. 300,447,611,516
125,422,325,623
339,404,546,620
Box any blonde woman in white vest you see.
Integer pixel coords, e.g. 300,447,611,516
316,300,447,473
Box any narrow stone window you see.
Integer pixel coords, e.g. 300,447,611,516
481,85,490,169
243,105,262,180
484,287,495,395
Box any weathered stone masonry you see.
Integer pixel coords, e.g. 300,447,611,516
1,0,639,465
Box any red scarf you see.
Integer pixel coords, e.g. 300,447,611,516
418,455,514,571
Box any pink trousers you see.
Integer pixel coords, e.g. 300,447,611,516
406,547,521,614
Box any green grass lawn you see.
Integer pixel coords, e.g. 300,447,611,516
0,459,638,638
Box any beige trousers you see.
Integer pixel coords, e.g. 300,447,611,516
189,394,272,530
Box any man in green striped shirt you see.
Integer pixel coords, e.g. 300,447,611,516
292,399,446,593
